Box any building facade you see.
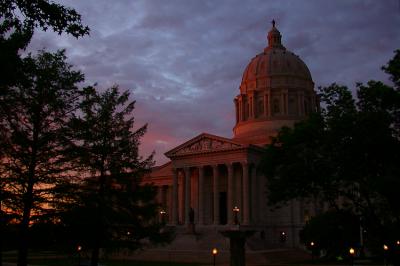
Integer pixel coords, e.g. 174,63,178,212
143,22,319,248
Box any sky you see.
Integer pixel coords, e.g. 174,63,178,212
27,0,400,165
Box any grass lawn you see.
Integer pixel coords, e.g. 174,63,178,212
3,255,203,266
3,252,204,266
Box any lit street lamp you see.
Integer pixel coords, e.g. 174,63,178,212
160,209,166,224
349,247,355,266
233,206,240,225
77,245,82,266
280,231,287,243
310,241,315,262
212,248,218,266
395,241,400,266
383,244,389,266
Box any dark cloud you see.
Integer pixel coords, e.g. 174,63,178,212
27,0,400,165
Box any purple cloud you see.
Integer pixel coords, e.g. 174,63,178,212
28,0,400,165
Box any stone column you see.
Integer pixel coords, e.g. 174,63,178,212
172,168,179,225
169,185,173,224
252,92,257,118
240,96,244,121
311,93,316,113
156,186,162,204
198,166,204,225
242,163,250,225
156,186,162,223
238,97,242,121
213,165,220,225
282,89,288,115
184,167,191,225
267,90,271,116
298,91,304,116
251,165,257,224
227,163,234,225
263,93,268,117
234,99,239,123
249,93,254,118
161,186,167,207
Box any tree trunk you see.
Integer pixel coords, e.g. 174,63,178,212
0,198,3,266
0,237,2,266
90,161,106,266
0,227,2,266
17,181,34,266
18,127,37,266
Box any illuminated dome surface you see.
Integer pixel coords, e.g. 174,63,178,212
233,21,317,145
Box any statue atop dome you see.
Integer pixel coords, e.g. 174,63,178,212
266,19,285,50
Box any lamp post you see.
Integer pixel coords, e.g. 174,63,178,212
77,245,82,266
310,241,315,262
233,206,240,225
395,240,400,266
280,231,287,244
160,210,166,224
212,247,218,266
349,247,355,266
383,244,389,266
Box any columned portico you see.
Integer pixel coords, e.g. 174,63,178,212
167,157,261,227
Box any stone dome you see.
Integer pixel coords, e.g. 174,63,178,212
240,50,313,93
240,23,313,94
233,21,318,145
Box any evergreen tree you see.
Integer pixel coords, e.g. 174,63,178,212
1,2,88,263
63,86,166,266
0,50,84,266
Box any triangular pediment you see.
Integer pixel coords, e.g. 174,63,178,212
165,133,245,158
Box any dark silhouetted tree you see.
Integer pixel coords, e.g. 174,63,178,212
382,49,400,89
1,2,88,262
0,0,89,89
62,86,167,266
261,50,400,252
0,50,84,266
300,210,359,259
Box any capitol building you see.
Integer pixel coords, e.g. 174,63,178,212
144,21,319,248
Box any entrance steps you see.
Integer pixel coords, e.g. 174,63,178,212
122,225,310,264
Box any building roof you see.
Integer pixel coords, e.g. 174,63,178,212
239,21,313,94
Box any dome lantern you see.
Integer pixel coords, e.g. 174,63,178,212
266,19,285,51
